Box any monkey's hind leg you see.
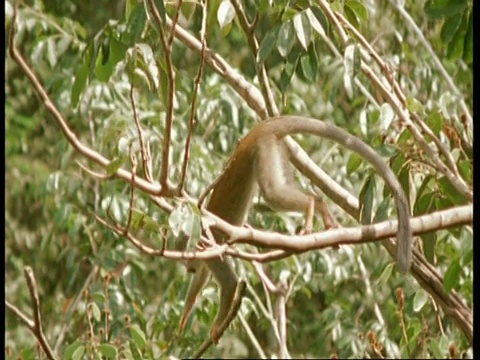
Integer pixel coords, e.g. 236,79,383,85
299,197,336,235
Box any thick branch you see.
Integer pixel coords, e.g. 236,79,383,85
218,206,471,252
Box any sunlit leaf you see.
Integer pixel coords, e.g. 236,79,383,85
413,289,429,312
293,12,311,50
72,345,86,360
217,0,235,29
277,20,294,58
129,324,147,350
98,344,118,359
64,341,83,359
306,8,325,36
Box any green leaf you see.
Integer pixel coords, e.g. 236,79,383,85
463,11,472,64
106,157,125,176
46,37,57,68
71,62,89,108
186,202,202,243
154,0,166,23
90,301,102,322
405,97,424,113
374,144,398,158
343,44,360,97
446,12,468,60
101,37,110,65
345,0,368,26
255,0,272,13
306,8,325,36
424,0,468,19
64,341,84,359
129,339,144,360
127,4,147,44
299,45,318,83
217,0,235,29
412,289,429,312
414,192,435,216
346,152,362,175
422,232,437,264
458,159,472,183
128,43,160,90
387,152,408,195
429,336,448,358
277,20,294,58
376,262,394,286
443,257,461,293
440,13,462,44
344,5,359,29
424,112,443,137
101,195,128,223
280,59,298,93
91,292,106,303
72,345,86,360
168,203,188,237
397,164,411,210
109,36,127,66
359,174,376,225
125,0,137,20
94,44,114,82
379,103,394,131
257,29,278,65
462,247,473,265
413,175,435,212
309,6,329,36
438,176,468,205
293,12,311,50
99,344,118,359
20,348,35,360
129,325,147,350
373,197,392,223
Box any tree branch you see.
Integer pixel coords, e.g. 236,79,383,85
6,267,58,360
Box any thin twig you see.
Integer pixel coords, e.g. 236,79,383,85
251,262,283,352
237,312,267,358
178,0,207,191
230,0,278,116
92,213,229,261
146,0,176,192
129,85,153,182
124,148,138,232
53,266,99,352
6,266,58,360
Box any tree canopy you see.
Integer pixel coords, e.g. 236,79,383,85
5,0,472,359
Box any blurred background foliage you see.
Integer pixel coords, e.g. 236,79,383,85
5,0,472,358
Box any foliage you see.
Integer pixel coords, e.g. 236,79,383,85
5,0,472,359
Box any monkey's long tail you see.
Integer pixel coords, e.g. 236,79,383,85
265,115,412,272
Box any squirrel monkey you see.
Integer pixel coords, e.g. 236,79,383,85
179,115,412,343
